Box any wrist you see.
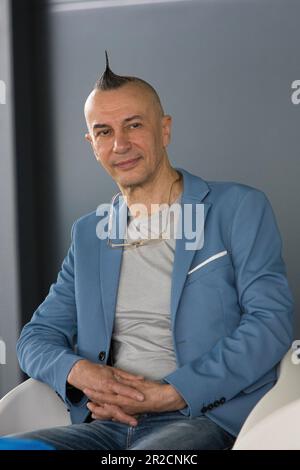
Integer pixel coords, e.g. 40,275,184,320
159,384,186,412
67,359,90,390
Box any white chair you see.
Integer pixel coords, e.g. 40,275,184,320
233,347,300,449
0,347,299,447
0,378,71,436
232,398,300,450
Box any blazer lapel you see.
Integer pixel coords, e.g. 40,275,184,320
170,168,211,329
99,194,127,341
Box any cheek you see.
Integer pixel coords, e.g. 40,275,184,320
94,143,108,161
135,136,160,156
152,131,164,150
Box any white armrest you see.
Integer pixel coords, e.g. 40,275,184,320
233,398,300,449
0,378,71,436
233,348,300,449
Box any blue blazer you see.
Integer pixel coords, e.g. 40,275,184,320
17,168,294,437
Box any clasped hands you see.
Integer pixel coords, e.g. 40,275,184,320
67,359,186,427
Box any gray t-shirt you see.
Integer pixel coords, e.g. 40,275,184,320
111,194,182,381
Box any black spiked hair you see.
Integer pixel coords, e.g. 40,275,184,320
94,50,135,90
94,50,164,115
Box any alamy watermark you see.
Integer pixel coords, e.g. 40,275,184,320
291,340,300,365
0,80,6,104
96,200,205,251
0,337,6,365
291,80,300,105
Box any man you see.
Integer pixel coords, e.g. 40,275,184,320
14,53,294,450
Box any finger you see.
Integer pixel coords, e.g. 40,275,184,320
114,376,136,385
84,382,144,402
91,403,138,427
104,403,138,426
113,376,145,391
87,401,100,414
114,373,144,383
85,389,122,406
87,402,105,418
114,383,144,402
88,402,118,422
84,388,142,408
114,369,144,381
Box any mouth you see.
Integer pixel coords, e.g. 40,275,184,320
114,156,142,170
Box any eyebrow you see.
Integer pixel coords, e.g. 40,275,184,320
92,115,144,130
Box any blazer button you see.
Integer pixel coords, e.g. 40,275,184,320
201,406,207,413
213,400,220,407
98,351,106,361
208,404,214,410
220,397,226,404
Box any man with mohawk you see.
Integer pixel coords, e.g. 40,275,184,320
13,52,293,450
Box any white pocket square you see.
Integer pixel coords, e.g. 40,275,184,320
187,250,228,275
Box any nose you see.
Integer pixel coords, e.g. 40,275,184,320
113,130,131,154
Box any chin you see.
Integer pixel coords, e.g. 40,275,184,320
113,162,145,181
117,171,149,189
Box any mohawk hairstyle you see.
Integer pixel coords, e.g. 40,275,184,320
94,50,164,115
94,50,134,90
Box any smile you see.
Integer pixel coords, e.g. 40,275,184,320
114,156,141,170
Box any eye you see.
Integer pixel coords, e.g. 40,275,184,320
97,129,111,137
129,122,142,129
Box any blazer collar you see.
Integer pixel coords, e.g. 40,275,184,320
170,167,211,326
177,166,210,203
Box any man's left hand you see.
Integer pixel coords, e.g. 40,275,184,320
84,377,186,423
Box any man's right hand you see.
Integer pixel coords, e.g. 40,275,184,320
67,359,145,426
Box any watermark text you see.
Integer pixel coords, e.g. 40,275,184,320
291,80,300,105
96,201,205,251
0,80,6,104
291,339,300,365
0,337,6,365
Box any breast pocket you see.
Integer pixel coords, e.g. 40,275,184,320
185,250,232,285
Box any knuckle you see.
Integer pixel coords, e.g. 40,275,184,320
121,384,132,394
95,404,104,413
99,409,110,418
101,377,109,386
107,379,116,389
110,402,118,408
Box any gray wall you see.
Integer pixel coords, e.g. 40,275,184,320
45,0,299,335
0,0,299,397
0,0,22,397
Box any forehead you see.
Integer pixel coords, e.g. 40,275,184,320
85,84,155,123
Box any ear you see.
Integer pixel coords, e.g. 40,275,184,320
85,133,92,143
85,133,100,161
161,115,172,147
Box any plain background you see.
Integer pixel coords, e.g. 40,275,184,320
0,0,299,397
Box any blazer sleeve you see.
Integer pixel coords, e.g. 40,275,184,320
16,220,86,408
162,188,294,417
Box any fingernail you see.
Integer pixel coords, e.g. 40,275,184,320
137,394,144,401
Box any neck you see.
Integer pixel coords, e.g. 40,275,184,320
118,161,183,219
